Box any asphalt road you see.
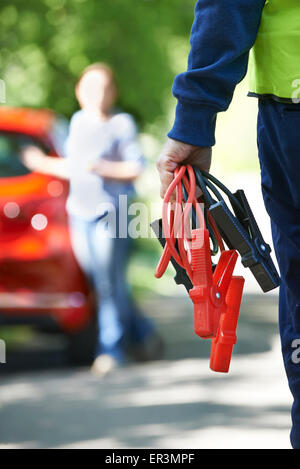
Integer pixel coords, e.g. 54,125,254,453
0,292,293,449
0,174,293,449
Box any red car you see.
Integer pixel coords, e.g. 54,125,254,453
0,107,96,364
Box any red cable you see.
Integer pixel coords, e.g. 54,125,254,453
155,165,205,282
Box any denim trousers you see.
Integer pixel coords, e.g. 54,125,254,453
69,210,154,362
257,99,300,448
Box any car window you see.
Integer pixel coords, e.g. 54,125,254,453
0,132,45,178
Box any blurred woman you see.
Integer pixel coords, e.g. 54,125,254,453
22,63,162,375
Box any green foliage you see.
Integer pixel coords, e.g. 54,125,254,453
0,0,195,126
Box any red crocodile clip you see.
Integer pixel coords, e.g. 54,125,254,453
188,226,245,372
188,227,237,338
210,276,244,372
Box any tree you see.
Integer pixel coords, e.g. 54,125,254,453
0,0,194,127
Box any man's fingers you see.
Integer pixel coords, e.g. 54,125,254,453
157,154,178,199
159,169,175,199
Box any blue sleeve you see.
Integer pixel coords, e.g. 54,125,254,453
168,0,266,147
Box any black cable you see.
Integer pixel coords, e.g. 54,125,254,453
200,169,246,216
203,177,224,203
181,181,197,230
193,167,214,206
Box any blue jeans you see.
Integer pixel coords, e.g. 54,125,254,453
69,212,155,363
257,99,300,449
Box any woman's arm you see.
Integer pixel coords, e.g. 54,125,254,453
21,146,69,180
89,159,142,182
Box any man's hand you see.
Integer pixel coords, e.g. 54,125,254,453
156,138,212,198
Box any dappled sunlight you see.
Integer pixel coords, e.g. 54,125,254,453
213,76,260,175
0,294,292,449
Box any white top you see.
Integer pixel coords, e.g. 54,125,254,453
64,110,144,221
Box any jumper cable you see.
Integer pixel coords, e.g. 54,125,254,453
151,165,280,373
153,165,244,373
